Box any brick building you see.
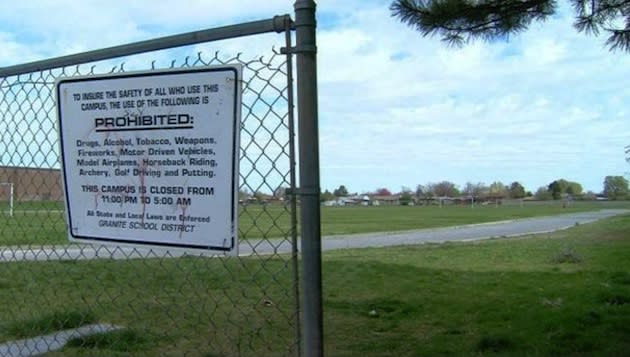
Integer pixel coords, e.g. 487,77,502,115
0,166,63,201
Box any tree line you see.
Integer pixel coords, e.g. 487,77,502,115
323,176,630,202
237,176,629,203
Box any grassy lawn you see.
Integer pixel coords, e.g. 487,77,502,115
0,214,628,356
320,200,630,235
0,254,300,357
323,213,630,356
0,200,628,246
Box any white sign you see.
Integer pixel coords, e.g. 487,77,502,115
57,66,241,252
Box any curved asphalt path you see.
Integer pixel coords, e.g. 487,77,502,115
318,208,629,250
1,209,628,262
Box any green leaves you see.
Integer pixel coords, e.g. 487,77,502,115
391,0,630,52
390,0,557,46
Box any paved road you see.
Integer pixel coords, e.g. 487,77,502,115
318,208,629,250
1,209,627,262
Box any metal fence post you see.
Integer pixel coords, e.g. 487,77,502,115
294,1,323,357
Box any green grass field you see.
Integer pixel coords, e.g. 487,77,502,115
319,200,630,235
0,200,629,246
323,214,630,356
0,213,628,356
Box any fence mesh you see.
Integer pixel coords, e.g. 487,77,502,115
0,32,299,357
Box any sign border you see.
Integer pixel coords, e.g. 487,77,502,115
56,65,241,251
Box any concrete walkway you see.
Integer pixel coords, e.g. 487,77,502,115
0,324,122,357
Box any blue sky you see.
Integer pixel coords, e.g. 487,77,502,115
0,0,628,194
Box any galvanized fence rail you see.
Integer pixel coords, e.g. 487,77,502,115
0,1,322,356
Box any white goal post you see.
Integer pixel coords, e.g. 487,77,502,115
0,182,14,217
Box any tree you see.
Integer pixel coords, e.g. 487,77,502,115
391,0,630,52
333,185,349,197
488,181,508,198
548,180,566,200
508,181,526,199
566,181,583,196
321,189,335,202
462,182,488,198
253,191,267,203
432,181,459,197
582,190,598,200
603,175,629,200
399,187,414,205
547,178,582,199
238,188,250,201
415,184,427,198
375,187,393,196
273,186,289,200
423,183,437,197
534,186,553,200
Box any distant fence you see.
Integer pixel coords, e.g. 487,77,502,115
0,1,322,356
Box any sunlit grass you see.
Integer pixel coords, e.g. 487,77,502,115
0,214,627,356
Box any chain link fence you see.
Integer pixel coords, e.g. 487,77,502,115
0,16,302,357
